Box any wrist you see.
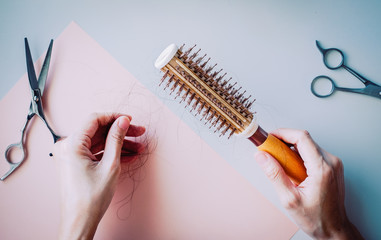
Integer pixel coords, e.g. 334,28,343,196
313,218,363,240
329,220,363,240
59,207,102,240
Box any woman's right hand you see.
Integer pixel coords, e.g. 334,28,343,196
254,129,363,239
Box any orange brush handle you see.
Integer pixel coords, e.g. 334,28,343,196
249,126,307,185
257,134,307,185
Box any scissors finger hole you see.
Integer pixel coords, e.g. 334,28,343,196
311,76,335,98
324,48,344,69
5,144,25,164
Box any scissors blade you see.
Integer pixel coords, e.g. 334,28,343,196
25,38,39,91
38,39,53,96
364,84,381,99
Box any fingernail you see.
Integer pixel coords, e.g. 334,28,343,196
255,151,269,166
118,116,130,131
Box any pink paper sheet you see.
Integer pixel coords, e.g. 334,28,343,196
0,22,298,239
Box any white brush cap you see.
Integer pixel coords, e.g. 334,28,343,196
155,44,178,69
234,119,258,138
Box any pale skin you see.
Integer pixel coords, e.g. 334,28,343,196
54,113,363,240
54,113,145,240
255,129,363,240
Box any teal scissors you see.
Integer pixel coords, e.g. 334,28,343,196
1,38,61,181
311,40,381,99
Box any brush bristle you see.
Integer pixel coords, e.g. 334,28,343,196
158,44,255,138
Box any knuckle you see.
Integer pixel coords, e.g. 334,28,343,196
111,132,124,144
280,192,300,210
71,132,91,150
322,164,335,182
331,156,343,170
79,132,91,144
300,130,312,140
265,166,282,182
89,112,99,121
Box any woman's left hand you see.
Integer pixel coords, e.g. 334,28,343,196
54,113,145,240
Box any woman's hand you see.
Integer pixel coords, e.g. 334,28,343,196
54,113,145,240
255,129,363,240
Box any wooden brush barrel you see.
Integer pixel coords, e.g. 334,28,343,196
249,126,307,185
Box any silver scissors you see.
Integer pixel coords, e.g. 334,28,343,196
311,40,381,99
1,38,61,181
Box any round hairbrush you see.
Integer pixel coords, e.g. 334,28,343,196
155,44,307,185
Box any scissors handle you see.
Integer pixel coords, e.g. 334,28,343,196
311,75,381,99
1,143,26,181
311,75,362,98
1,118,29,181
316,41,345,70
342,65,372,85
311,76,336,98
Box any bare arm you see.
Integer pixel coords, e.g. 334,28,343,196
255,129,363,240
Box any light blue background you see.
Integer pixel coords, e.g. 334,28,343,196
1,1,380,239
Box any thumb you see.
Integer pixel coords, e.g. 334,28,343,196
102,116,131,168
255,151,296,197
